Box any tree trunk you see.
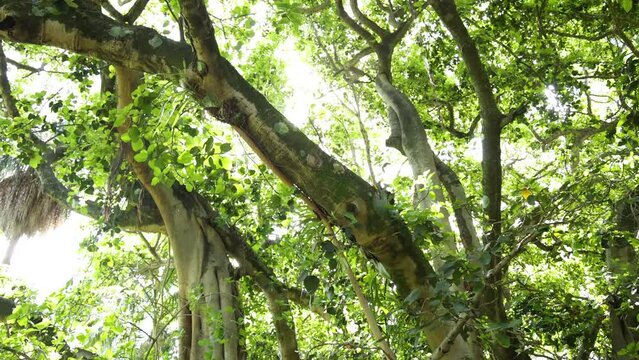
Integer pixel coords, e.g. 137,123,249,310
607,191,639,359
0,3,476,357
2,237,18,265
116,67,240,360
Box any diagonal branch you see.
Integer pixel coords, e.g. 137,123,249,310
99,0,126,22
335,0,378,44
124,0,151,23
0,3,474,352
348,0,389,38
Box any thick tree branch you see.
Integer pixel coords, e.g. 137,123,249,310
428,0,504,237
348,0,389,38
0,3,474,356
334,0,377,44
124,0,151,23
99,0,126,22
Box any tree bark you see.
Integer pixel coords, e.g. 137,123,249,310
116,67,240,360
607,190,639,359
0,2,474,357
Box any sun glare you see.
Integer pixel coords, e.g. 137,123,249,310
1,213,90,300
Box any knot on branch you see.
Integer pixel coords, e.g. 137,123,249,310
208,98,248,127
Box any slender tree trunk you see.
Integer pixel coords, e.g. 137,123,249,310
607,191,639,359
2,237,18,265
262,287,300,359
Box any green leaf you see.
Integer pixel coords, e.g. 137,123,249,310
320,241,336,256
28,154,42,168
215,177,225,194
621,0,632,12
127,127,140,140
177,151,194,164
63,0,79,8
343,211,358,224
219,143,232,153
220,157,232,170
479,251,491,266
495,332,511,348
303,275,320,294
375,262,392,280
328,258,338,270
134,150,148,163
131,138,144,152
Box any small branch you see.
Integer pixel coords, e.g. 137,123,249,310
344,47,374,69
500,103,528,128
485,231,539,280
324,224,397,360
614,27,639,59
0,345,33,360
139,232,162,261
5,58,67,75
385,15,414,49
547,30,609,41
430,310,474,360
0,41,19,117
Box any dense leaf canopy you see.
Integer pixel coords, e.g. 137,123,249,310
0,0,638,359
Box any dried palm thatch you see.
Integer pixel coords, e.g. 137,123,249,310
0,163,68,241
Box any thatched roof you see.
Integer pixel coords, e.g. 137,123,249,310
0,163,68,241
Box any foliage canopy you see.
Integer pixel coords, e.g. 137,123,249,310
0,0,638,359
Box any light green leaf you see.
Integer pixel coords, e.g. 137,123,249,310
28,154,42,168
495,333,511,348
134,150,148,162
131,138,144,152
220,157,232,170
177,151,194,164
621,0,632,12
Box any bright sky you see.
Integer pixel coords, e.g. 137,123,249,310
0,213,90,300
